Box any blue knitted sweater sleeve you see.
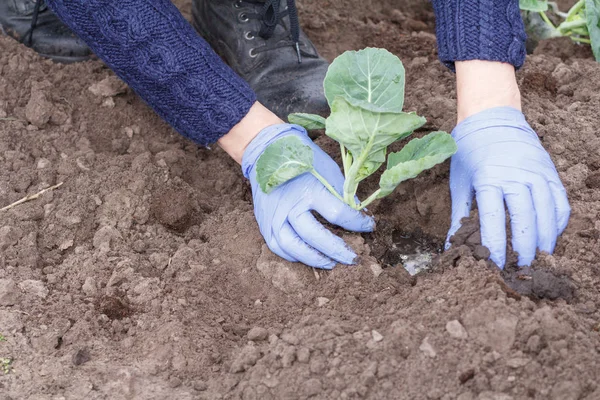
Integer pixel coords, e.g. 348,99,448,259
45,0,257,146
431,0,527,70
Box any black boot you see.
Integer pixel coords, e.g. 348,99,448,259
192,0,329,120
0,0,92,63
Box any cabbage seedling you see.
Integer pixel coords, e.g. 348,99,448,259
520,0,600,61
256,48,457,210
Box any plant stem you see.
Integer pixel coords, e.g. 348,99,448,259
558,19,587,34
343,129,377,207
310,169,345,204
539,11,556,30
358,189,381,210
340,143,350,175
570,36,591,43
564,0,585,21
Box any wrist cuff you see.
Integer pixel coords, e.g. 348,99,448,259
431,0,527,71
451,106,529,141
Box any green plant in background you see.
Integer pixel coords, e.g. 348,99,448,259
0,334,6,341
256,48,457,210
520,0,600,61
0,357,12,374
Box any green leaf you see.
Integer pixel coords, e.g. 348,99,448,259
356,148,386,182
519,0,548,12
326,97,426,176
288,113,327,130
256,136,314,193
324,48,406,113
378,131,457,198
586,0,600,61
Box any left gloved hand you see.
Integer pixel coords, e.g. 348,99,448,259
242,123,375,269
447,106,571,268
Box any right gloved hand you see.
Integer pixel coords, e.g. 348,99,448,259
242,124,375,269
447,107,571,268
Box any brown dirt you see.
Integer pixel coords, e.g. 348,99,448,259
1,1,599,399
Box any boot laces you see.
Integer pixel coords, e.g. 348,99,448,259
237,0,304,63
22,0,44,47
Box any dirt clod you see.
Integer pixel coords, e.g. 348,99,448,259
0,279,18,306
151,184,196,232
72,348,91,366
96,296,133,320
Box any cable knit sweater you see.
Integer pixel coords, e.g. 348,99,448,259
46,0,256,146
431,0,527,71
45,0,526,146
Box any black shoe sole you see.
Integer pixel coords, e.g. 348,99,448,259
37,51,94,64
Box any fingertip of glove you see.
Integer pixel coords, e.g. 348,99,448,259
317,261,336,270
361,215,376,232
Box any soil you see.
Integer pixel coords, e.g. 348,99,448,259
1,1,599,399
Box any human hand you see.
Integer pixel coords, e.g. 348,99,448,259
446,106,570,268
242,124,375,269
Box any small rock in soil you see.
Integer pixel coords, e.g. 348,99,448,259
247,326,268,342
370,263,383,277
0,279,18,306
88,76,127,97
446,320,468,339
82,277,98,297
419,336,436,358
371,330,384,342
18,280,48,299
36,158,51,169
316,297,330,307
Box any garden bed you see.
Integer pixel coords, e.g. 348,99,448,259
0,0,599,399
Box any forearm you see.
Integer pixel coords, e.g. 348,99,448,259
45,0,257,146
455,60,521,123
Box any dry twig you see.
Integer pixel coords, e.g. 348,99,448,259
0,182,64,212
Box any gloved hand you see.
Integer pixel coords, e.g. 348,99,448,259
242,124,375,269
447,107,571,268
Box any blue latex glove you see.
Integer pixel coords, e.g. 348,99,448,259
447,107,571,268
242,124,375,269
